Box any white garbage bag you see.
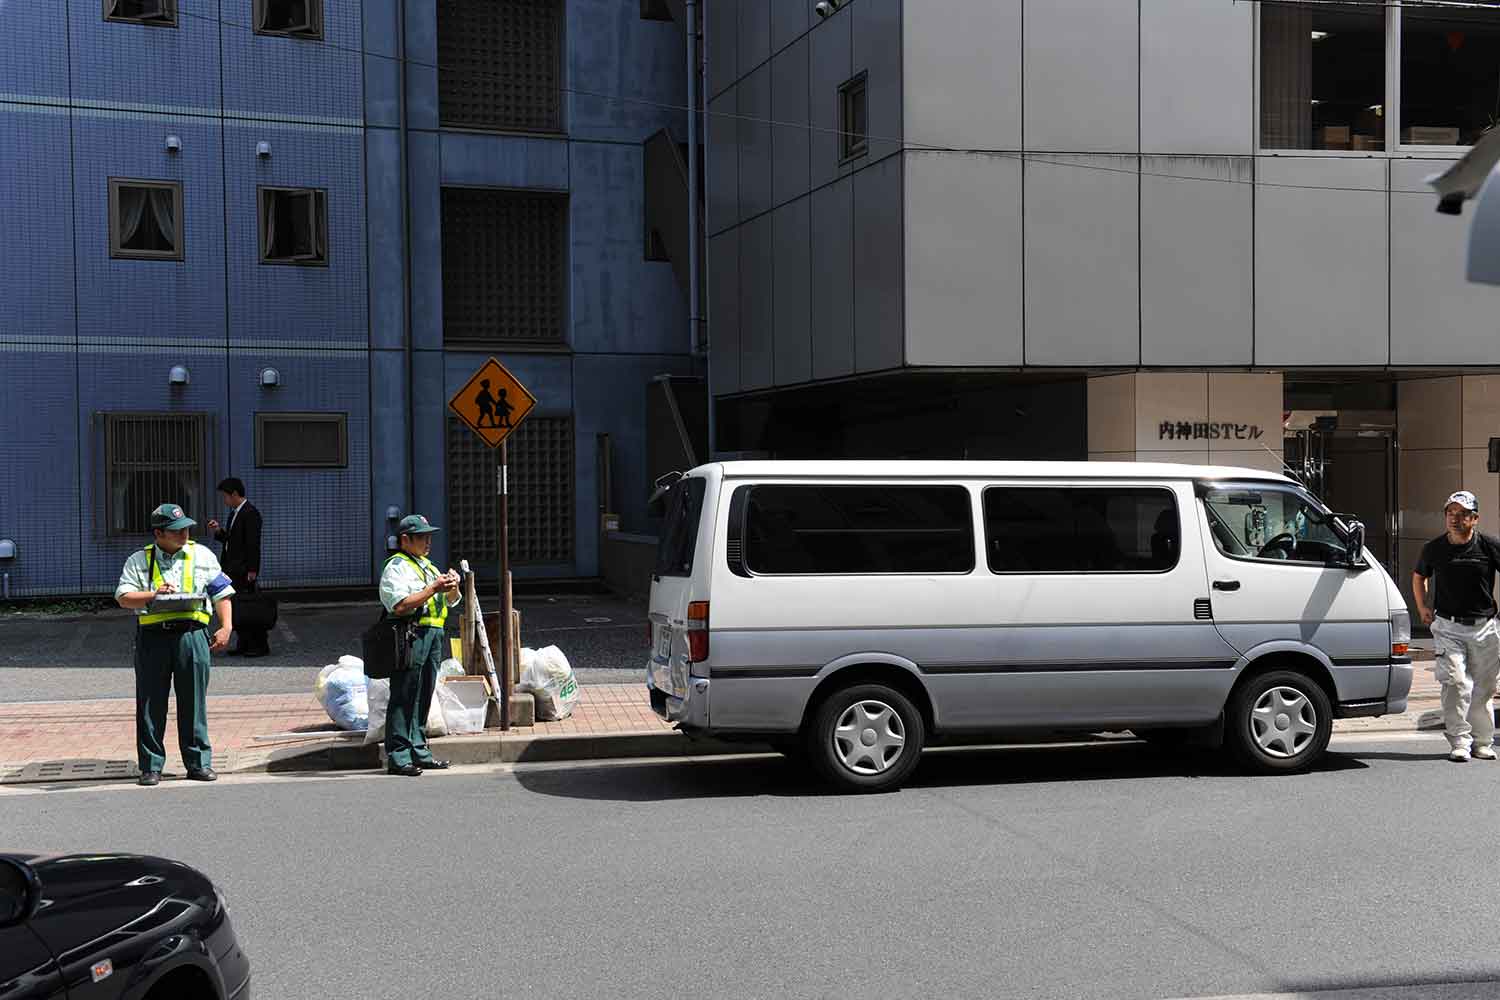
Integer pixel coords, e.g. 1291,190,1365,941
315,658,370,732
364,677,391,744
435,680,486,735
367,658,468,743
519,644,579,721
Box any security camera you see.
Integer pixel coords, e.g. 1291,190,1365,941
814,1,838,19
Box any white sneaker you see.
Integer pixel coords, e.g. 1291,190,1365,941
1475,746,1497,761
1451,746,1472,762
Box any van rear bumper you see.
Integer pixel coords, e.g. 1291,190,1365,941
649,677,710,732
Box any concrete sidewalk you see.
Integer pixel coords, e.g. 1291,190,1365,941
0,657,1451,785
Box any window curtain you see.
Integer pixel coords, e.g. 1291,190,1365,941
118,186,149,248
262,192,279,258
1261,5,1313,149
147,187,176,250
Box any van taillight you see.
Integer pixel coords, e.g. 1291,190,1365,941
686,601,709,662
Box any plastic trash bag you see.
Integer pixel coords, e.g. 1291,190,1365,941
435,680,486,735
316,656,370,732
519,644,579,721
364,677,391,744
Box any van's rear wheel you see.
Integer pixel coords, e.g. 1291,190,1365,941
807,684,925,793
1225,670,1331,773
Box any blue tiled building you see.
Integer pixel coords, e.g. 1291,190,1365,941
0,0,698,597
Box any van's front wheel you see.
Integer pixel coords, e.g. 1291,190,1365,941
807,684,925,793
1225,670,1331,773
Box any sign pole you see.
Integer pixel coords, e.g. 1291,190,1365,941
497,440,512,731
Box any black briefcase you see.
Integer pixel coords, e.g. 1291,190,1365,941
235,588,279,632
361,612,415,679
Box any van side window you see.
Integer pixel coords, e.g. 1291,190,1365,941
744,485,974,575
653,477,707,577
1201,487,1345,565
983,487,1179,573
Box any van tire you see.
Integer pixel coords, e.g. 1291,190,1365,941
1225,670,1331,773
806,684,925,793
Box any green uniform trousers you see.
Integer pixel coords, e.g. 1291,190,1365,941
385,625,444,768
134,626,212,773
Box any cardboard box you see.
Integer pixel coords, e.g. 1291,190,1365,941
1318,125,1351,150
1351,134,1384,151
1405,126,1461,146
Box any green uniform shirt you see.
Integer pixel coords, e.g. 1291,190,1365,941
379,553,463,616
115,542,235,617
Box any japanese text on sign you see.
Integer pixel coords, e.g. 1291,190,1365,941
1158,422,1263,441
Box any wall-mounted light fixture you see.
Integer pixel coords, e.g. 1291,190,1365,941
259,367,281,388
168,365,190,386
165,134,182,153
0,539,15,560
256,141,272,158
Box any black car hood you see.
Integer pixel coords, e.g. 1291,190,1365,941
6,853,213,906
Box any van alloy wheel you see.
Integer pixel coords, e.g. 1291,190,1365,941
1249,685,1317,759
833,699,906,775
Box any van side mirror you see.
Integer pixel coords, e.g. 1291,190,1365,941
0,858,41,927
1342,519,1367,568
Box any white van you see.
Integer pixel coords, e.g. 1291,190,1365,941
646,461,1413,792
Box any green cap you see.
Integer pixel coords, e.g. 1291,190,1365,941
150,503,196,531
397,514,440,535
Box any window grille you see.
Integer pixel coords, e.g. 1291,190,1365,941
446,415,574,567
438,0,563,133
839,73,868,161
255,412,347,468
259,187,329,266
109,179,184,261
103,412,208,536
104,0,177,27
254,0,323,39
441,188,566,346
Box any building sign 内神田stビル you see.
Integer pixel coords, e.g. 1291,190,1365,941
1158,422,1264,442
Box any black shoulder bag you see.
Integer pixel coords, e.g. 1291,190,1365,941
362,609,416,679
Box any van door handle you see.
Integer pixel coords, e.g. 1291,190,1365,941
1212,580,1241,592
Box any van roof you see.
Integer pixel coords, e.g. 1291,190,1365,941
706,460,1294,483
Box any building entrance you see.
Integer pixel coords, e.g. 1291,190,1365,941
1284,410,1397,574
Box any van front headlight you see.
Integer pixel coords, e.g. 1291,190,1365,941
1390,608,1411,657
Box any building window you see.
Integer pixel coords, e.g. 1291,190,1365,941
743,486,974,575
983,488,1179,574
255,412,347,468
1262,1,1500,152
103,412,206,536
103,0,177,27
839,73,869,161
1400,7,1500,147
438,0,563,133
109,179,183,261
259,187,328,266
446,415,575,567
441,187,566,346
253,0,323,40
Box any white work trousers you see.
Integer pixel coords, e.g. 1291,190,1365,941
1432,615,1500,751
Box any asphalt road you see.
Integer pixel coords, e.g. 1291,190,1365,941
4,732,1499,1000
0,596,647,701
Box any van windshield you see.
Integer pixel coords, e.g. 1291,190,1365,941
654,477,707,577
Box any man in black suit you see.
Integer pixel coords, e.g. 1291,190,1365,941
207,477,269,657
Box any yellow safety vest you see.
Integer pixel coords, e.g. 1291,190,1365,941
391,552,449,629
139,544,212,626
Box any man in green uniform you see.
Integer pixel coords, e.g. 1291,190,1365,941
378,514,461,776
115,503,235,786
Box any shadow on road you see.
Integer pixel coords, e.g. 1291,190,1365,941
513,740,1371,803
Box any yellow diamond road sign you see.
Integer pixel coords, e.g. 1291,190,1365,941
449,357,538,449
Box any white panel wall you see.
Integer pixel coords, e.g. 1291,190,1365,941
1140,156,1253,365
903,151,1022,366
811,176,855,380
1024,154,1140,366
1025,0,1138,153
1255,158,1388,366
1390,159,1500,365
738,0,770,81
770,0,808,55
808,4,852,190
902,0,1020,151
773,196,813,386
1140,0,1253,153
770,37,810,209
854,155,904,373
737,65,773,221
852,0,903,164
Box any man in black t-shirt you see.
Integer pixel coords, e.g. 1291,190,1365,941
1413,490,1500,762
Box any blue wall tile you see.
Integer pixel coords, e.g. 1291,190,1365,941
369,346,410,568
221,0,363,125
0,350,82,596
567,0,687,145
438,133,570,190
68,0,222,112
0,111,76,343
408,131,444,350
366,128,406,350
70,115,228,345
2,2,69,99
222,122,367,346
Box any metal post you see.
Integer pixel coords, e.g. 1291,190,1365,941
688,0,714,458
497,442,512,730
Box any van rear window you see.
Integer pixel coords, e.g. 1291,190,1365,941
654,477,707,577
984,487,1179,573
744,485,974,575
